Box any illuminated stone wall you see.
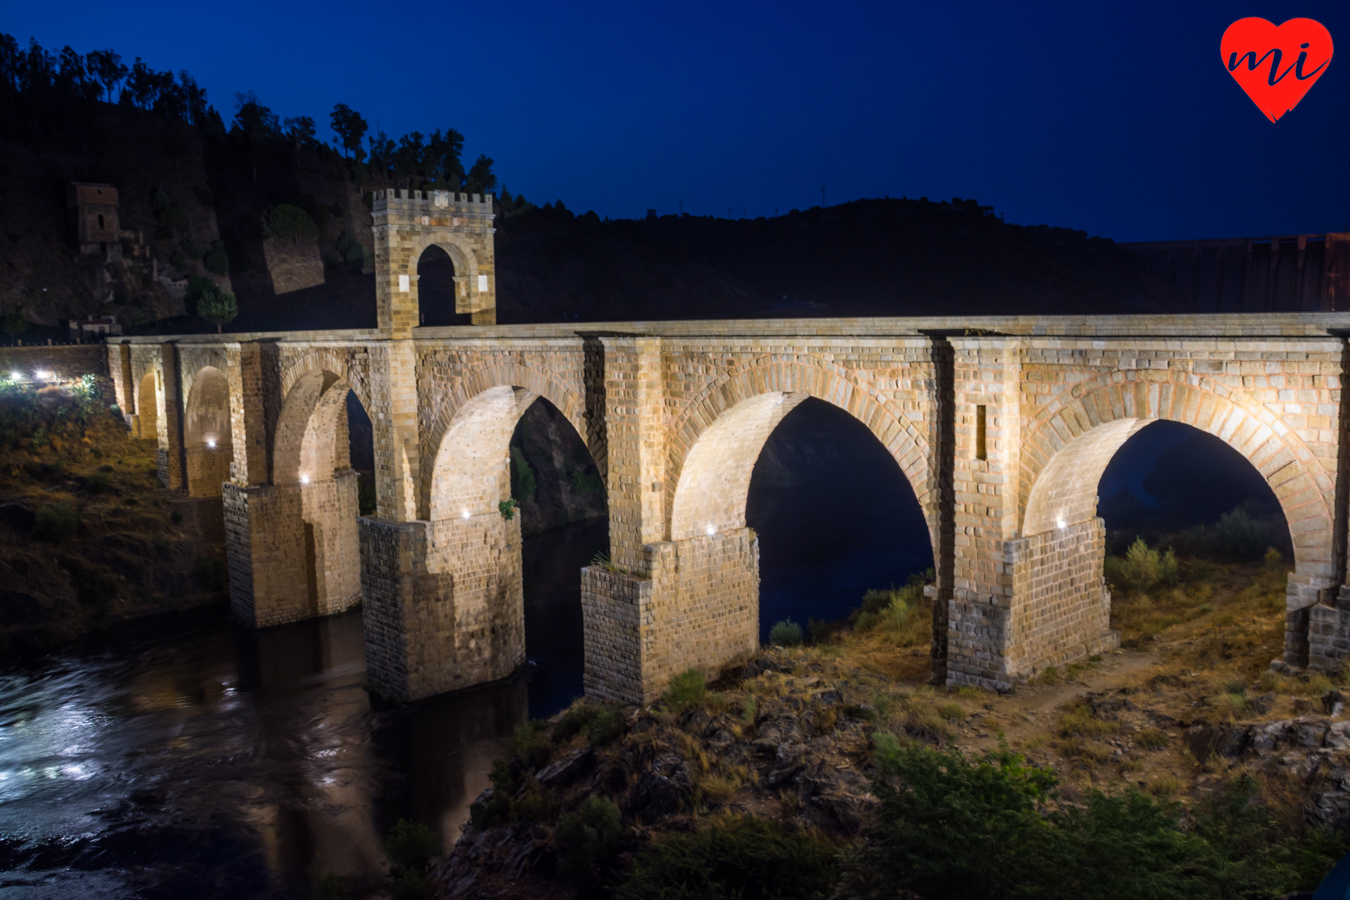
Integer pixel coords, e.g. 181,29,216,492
108,312,1350,699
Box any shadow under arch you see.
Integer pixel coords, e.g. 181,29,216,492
661,382,938,687
183,366,232,498
1019,375,1336,671
746,397,935,650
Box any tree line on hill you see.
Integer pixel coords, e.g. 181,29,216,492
0,33,506,201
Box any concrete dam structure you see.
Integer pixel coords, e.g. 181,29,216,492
105,190,1350,704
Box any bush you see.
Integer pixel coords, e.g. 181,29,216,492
568,467,604,495
358,480,376,516
35,502,80,542
556,796,626,894
265,203,319,240
84,470,110,493
768,619,803,647
510,446,537,501
838,739,1341,900
187,276,238,331
384,818,438,872
616,815,837,900
512,720,551,769
203,239,230,274
1211,506,1272,559
662,669,706,710
1104,538,1177,595
554,702,626,746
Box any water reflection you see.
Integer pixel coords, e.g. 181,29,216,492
0,605,529,899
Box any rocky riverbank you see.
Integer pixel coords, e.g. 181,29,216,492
423,556,1350,900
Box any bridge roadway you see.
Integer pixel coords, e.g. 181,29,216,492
102,312,1350,703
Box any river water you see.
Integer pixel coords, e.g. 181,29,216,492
0,399,935,899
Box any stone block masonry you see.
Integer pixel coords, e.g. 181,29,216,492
582,529,759,705
360,512,524,701
111,310,1350,699
223,474,361,628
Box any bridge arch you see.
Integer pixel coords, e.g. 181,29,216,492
419,361,588,521
183,366,233,498
1020,372,1335,575
273,369,356,487
667,359,937,543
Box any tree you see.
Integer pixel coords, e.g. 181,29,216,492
329,103,368,160
283,115,316,148
232,90,279,138
85,49,127,103
188,277,237,333
465,154,497,195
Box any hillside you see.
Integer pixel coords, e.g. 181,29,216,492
0,82,1193,337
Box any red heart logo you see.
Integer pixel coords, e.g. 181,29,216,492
1221,18,1333,122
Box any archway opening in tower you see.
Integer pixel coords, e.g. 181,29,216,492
745,397,933,665
417,245,470,327
1095,420,1294,654
507,398,609,719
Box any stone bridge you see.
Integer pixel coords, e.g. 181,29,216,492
100,190,1350,704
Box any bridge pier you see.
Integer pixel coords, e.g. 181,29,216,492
582,529,759,705
359,513,524,701
224,474,363,627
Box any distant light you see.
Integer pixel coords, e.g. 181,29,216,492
8,371,20,380
206,438,217,449
34,370,51,381
1056,518,1066,529
300,474,310,485
706,525,716,536
463,509,471,519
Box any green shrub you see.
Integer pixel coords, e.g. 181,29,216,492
384,818,439,873
568,467,604,495
265,203,319,240
203,239,230,274
556,796,626,893
768,619,803,647
498,498,518,520
187,276,238,331
358,480,376,516
662,669,707,710
35,503,80,542
838,740,1341,900
616,815,837,900
556,702,626,746
1211,506,1271,559
84,470,110,493
510,446,537,501
1104,538,1178,595
512,720,551,769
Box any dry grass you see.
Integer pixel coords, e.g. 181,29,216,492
1057,700,1118,739
1136,728,1169,750
1147,775,1181,796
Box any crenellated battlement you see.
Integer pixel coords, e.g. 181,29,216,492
370,188,494,217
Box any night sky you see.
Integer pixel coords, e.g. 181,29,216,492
8,1,1350,240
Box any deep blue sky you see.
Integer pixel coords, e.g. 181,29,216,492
8,1,1349,240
